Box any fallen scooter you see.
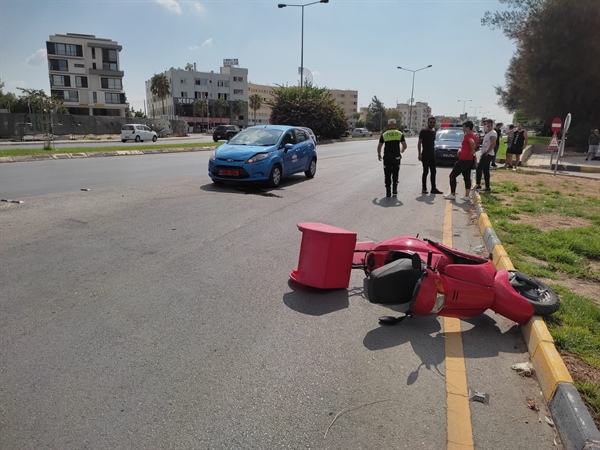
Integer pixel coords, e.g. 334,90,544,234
289,223,560,325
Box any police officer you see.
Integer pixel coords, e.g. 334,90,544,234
377,119,407,197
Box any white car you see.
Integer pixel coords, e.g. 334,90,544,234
120,124,158,143
352,128,373,137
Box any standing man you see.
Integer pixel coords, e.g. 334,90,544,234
444,121,477,201
475,119,497,192
490,122,502,168
586,128,600,161
377,119,407,197
417,116,443,194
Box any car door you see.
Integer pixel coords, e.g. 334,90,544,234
292,128,312,171
280,130,300,176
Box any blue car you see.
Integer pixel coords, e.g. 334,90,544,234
208,125,317,188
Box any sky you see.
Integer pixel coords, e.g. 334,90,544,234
0,0,517,125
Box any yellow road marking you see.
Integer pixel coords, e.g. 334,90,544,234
443,201,474,450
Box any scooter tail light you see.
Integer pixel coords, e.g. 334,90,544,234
431,293,445,314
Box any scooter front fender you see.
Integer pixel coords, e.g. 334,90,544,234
492,270,534,325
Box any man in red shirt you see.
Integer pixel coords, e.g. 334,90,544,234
444,121,477,201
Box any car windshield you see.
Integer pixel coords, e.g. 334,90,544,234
436,129,464,141
226,128,283,146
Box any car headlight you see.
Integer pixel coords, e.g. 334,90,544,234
247,153,269,164
209,151,216,161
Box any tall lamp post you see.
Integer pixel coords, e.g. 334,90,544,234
278,0,329,89
458,99,473,116
397,65,432,133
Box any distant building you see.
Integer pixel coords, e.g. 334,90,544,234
46,33,127,117
247,82,358,127
396,101,432,132
145,62,248,130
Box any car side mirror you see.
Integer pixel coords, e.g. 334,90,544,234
283,143,294,152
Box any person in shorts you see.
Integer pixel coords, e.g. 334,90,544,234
505,123,527,168
586,128,600,161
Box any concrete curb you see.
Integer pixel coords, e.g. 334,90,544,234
473,192,600,450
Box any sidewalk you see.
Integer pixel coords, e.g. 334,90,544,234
521,146,600,175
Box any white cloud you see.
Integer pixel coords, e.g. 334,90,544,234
193,2,205,13
189,44,201,51
25,49,47,66
155,0,181,14
202,38,213,47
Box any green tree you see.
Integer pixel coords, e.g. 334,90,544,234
214,97,228,124
249,94,262,126
0,79,18,112
267,84,348,139
482,0,600,145
366,96,386,132
150,73,171,116
232,99,245,126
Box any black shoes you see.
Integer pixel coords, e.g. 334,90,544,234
386,187,392,198
422,188,428,194
430,188,443,194
392,184,398,196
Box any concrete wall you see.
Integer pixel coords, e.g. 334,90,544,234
0,113,188,139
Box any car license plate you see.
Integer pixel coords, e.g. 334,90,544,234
443,153,455,158
218,168,239,176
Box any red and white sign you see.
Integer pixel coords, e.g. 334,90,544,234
547,133,560,151
551,117,562,133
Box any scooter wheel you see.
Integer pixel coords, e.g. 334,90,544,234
508,271,560,316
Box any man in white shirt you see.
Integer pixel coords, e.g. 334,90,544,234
475,119,497,191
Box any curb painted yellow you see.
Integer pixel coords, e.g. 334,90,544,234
473,191,574,406
491,245,515,271
530,341,574,402
477,213,492,235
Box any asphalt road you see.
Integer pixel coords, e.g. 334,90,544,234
0,139,560,449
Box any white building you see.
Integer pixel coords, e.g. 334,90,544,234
396,101,432,132
145,61,248,130
46,33,127,117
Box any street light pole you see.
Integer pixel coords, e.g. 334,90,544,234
278,0,329,89
397,65,432,134
458,99,473,115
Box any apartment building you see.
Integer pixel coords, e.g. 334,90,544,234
247,82,358,127
46,33,127,116
146,62,248,129
396,101,432,132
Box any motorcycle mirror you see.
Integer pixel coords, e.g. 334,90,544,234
411,253,421,270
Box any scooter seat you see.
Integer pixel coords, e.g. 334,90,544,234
366,258,423,305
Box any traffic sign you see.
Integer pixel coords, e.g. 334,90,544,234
564,113,571,133
547,133,559,151
551,117,562,132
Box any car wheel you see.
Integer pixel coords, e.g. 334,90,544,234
135,135,141,142
213,138,219,142
267,164,282,188
121,139,127,143
304,157,317,178
152,135,157,142
508,271,560,316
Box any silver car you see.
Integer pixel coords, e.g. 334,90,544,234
352,128,373,137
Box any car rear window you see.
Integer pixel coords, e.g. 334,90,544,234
122,125,134,131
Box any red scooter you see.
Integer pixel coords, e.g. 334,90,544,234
290,223,560,325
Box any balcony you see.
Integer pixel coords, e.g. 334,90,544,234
89,68,124,77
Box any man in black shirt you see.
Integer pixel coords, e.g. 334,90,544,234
417,117,443,194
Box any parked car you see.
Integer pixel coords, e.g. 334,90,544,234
208,125,317,188
213,125,241,142
352,128,373,137
339,130,350,138
434,127,465,165
120,124,158,143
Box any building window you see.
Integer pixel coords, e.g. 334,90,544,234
217,93,228,100
233,89,243,95
105,92,125,104
52,89,79,102
51,75,70,87
74,63,84,68
91,48,95,59
181,92,188,97
49,59,68,71
47,42,83,57
101,48,118,71
100,78,122,89
93,92,97,103
75,76,88,88
181,79,187,84
233,76,244,82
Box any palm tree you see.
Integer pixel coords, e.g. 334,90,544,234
150,73,171,117
214,97,228,125
232,99,245,126
195,98,207,130
249,94,262,126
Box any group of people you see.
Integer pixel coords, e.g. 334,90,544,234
376,117,528,200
